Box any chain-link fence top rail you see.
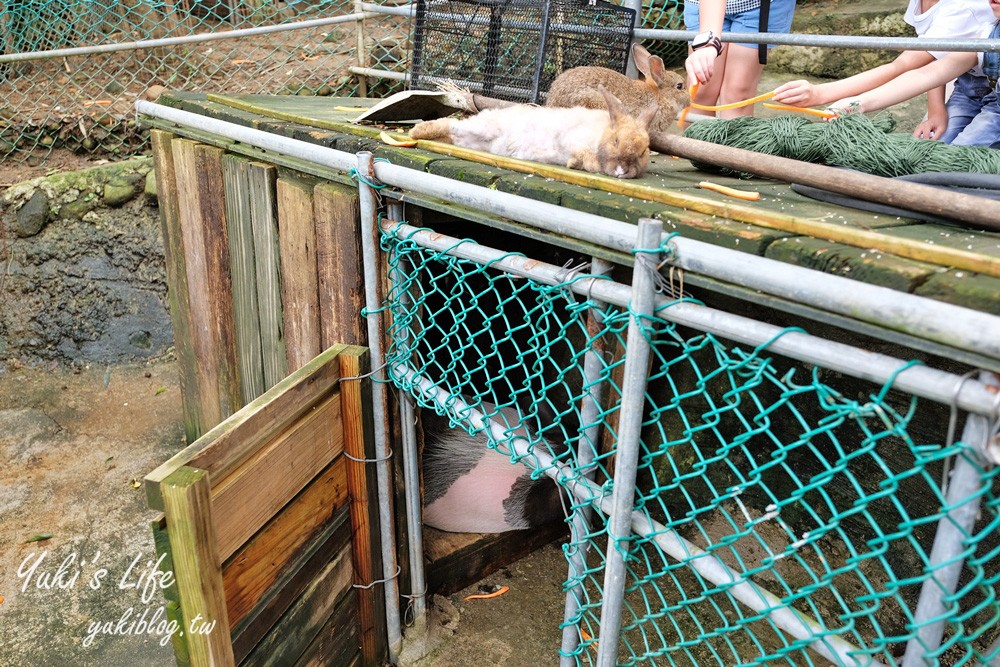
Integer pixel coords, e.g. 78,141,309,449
0,0,409,161
378,221,1000,667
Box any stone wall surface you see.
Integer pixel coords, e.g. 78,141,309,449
0,157,172,364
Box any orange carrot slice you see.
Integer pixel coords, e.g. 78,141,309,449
697,181,761,201
463,585,510,600
580,628,599,651
379,131,418,147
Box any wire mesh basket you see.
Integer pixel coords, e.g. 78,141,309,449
408,0,636,103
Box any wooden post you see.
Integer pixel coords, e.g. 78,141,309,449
161,467,235,667
314,183,365,347
340,347,388,667
151,130,203,443
172,139,242,431
276,178,322,372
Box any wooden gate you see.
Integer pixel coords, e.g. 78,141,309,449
145,344,386,667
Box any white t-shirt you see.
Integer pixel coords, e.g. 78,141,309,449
905,0,996,60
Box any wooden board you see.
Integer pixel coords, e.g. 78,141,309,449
171,138,242,432
424,523,568,596
229,507,353,663
145,344,348,511
223,154,266,403
314,183,364,348
240,539,356,666
212,391,344,561
162,466,236,667
150,130,202,443
340,348,387,666
276,178,322,372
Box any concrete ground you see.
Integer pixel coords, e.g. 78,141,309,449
0,359,183,667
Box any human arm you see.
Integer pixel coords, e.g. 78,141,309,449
913,86,948,139
685,0,726,85
773,50,935,106
829,52,977,114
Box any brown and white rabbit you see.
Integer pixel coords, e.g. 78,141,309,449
546,43,688,137
410,85,656,179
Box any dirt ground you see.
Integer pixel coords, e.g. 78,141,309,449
0,357,184,667
0,357,578,666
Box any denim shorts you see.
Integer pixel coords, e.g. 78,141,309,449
941,73,1000,149
684,0,797,51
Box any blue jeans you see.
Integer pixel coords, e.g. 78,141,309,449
941,73,1000,149
684,0,797,50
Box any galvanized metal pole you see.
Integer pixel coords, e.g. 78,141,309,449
560,257,613,665
903,372,1000,667
392,361,887,667
595,219,662,667
387,201,428,633
356,152,403,661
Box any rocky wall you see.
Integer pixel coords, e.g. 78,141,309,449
0,157,172,365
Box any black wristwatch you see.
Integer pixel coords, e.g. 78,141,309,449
692,31,723,56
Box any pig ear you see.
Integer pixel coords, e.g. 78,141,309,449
599,84,626,124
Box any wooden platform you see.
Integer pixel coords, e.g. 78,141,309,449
143,92,1000,374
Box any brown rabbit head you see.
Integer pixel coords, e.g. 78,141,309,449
631,44,689,134
596,84,656,179
545,45,689,136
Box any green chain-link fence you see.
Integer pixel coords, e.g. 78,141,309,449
378,221,1000,666
1,0,686,164
0,0,410,161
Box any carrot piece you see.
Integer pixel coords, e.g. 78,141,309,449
697,181,761,201
379,131,418,147
463,585,510,600
580,628,599,651
762,102,838,120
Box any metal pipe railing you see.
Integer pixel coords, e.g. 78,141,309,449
390,362,890,667
0,13,378,64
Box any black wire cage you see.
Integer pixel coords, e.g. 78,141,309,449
407,0,636,104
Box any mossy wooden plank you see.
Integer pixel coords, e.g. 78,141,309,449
493,172,568,206
276,178,323,372
314,183,365,348
223,460,349,630
162,466,235,667
151,515,180,604
213,391,344,562
223,155,266,404
425,523,568,596
245,161,287,391
145,344,348,511
331,134,383,155
915,271,1000,315
340,348,388,667
165,599,191,667
425,159,509,188
171,139,242,433
206,94,379,134
295,590,361,667
240,542,355,667
372,144,447,172
230,507,352,664
150,130,202,443
765,237,937,292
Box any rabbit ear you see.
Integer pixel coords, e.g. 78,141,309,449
632,43,667,86
598,84,626,124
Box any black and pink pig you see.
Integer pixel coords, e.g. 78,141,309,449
421,404,566,533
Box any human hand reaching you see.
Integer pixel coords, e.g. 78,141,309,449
772,80,820,107
685,48,718,87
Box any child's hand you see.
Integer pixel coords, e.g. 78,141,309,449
912,113,947,140
773,80,818,106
